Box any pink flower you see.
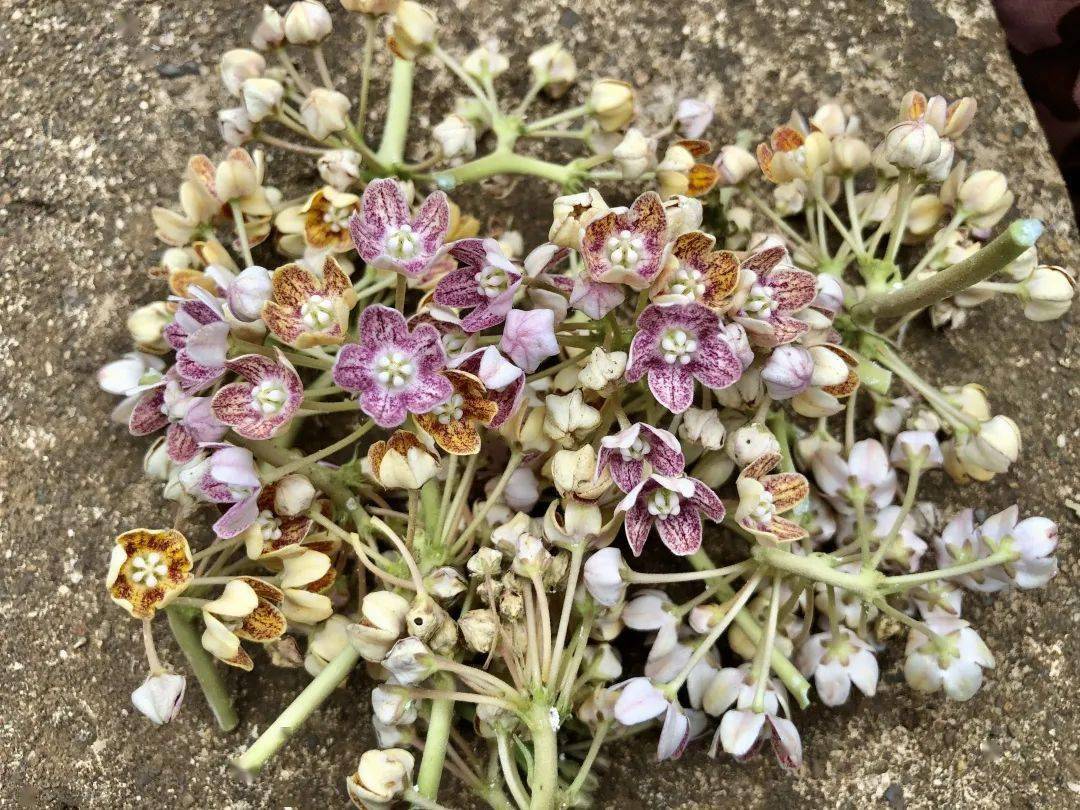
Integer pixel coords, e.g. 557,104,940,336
731,247,817,347
760,345,813,399
704,663,802,771
165,296,230,390
178,444,262,538
616,472,725,556
211,353,304,440
499,308,559,373
128,374,227,463
333,305,453,428
598,423,685,492
449,346,524,428
626,302,742,413
581,191,670,290
433,239,521,332
568,275,625,319
261,257,357,349
350,178,449,278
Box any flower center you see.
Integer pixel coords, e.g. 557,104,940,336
475,265,511,299
387,225,419,259
375,351,416,390
747,489,775,528
621,436,652,461
432,393,465,424
669,264,706,300
606,229,645,271
647,488,682,519
253,509,283,543
321,205,351,234
251,379,287,415
300,294,334,329
744,283,776,318
130,551,168,588
659,328,697,365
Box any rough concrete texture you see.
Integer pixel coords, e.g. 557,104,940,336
0,0,1077,807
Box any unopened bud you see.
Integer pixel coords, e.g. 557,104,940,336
714,144,758,185
251,6,286,50
283,0,333,44
348,590,410,661
241,77,284,122
458,609,498,653
676,98,713,139
381,637,435,684
463,42,508,80
318,149,362,190
301,88,352,140
527,43,576,98
958,169,1009,215
579,348,628,393
1020,265,1075,321
218,107,253,146
127,301,173,353
432,113,476,160
831,135,871,174
549,189,609,249
274,473,316,516
389,1,438,60
131,672,186,725
726,422,780,467
426,567,467,601
347,748,415,807
761,344,814,400
215,150,260,200
551,445,611,501
589,79,635,132
679,408,727,451
220,49,266,97
612,128,654,179
881,120,941,170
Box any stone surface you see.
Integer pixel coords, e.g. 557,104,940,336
0,0,1077,808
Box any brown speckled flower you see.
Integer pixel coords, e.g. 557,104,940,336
261,256,358,348
107,529,193,619
415,369,498,456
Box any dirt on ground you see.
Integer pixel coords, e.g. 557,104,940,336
0,0,1077,808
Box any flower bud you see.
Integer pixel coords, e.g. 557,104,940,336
663,195,704,239
922,139,954,182
1020,265,1075,321
810,102,848,138
131,672,186,725
426,567,467,602
543,390,602,447
589,79,635,132
368,431,439,490
218,107,253,146
284,0,333,44
458,608,498,653
726,422,780,467
340,0,397,12
224,265,271,322
314,149,362,191
612,128,654,179
347,749,415,808
942,97,977,138
551,445,611,501
467,547,503,577
143,438,172,480
549,189,609,249
802,131,833,174
943,383,991,422
432,113,476,160
773,180,806,216
215,150,259,201
959,415,1021,475
807,344,850,388
761,344,813,399
583,643,624,682
579,348,627,393
305,614,351,675
252,5,286,50
301,88,352,140
348,591,410,661
241,77,284,123
527,43,576,98
830,135,871,174
679,408,726,451
273,473,316,516
714,144,758,185
127,301,173,353
511,532,552,577
382,637,435,684
957,169,1009,215
463,42,508,79
389,2,438,60
371,684,417,726
676,98,713,139
881,120,941,170
220,49,266,97
583,547,626,607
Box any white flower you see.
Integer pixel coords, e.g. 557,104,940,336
284,0,333,44
1019,265,1075,321
346,748,415,808
811,438,897,515
301,89,352,140
612,677,668,725
371,684,417,726
612,128,654,179
220,49,266,96
714,144,758,185
348,591,411,661
871,505,927,572
889,430,943,470
131,672,186,725
432,113,476,160
904,616,994,701
583,547,626,607
703,663,801,770
381,637,435,685
675,98,713,138
796,629,878,706
240,77,284,122
978,505,1059,589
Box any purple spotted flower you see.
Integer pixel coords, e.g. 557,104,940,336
731,247,817,347
210,353,304,440
434,239,522,332
449,346,524,428
178,444,262,538
164,294,230,390
581,191,670,291
333,304,453,428
616,472,725,556
128,375,227,463
349,178,450,278
626,302,742,414
599,423,685,492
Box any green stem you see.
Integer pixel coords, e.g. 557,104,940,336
883,172,917,265
165,607,238,732
753,546,882,598
416,673,455,799
880,549,1017,592
233,646,362,773
563,720,610,799
431,150,575,190
264,420,373,483
526,702,559,810
852,218,1044,321
377,58,415,168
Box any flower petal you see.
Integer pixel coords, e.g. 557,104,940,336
655,507,703,555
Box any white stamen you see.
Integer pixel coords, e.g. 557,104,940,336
659,328,698,365
375,350,416,390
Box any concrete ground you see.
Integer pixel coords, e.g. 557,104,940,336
0,0,1076,807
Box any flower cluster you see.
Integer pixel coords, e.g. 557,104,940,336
100,7,1068,808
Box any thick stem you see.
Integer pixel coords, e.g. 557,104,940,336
165,607,238,732
233,646,362,773
376,58,415,168
432,150,575,190
851,218,1044,321
527,702,559,810
880,549,1017,592
753,546,882,597
416,673,455,800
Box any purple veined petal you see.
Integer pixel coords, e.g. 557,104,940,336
624,328,654,383
719,710,766,757
764,268,817,313
765,314,810,346
656,702,692,761
434,267,486,309
129,388,168,436
612,678,668,726
359,386,410,429
688,477,725,522
580,212,618,279
400,373,454,415
225,353,282,383
412,190,450,253
639,425,686,476
183,321,230,368
213,492,262,539
359,304,409,345
182,398,227,443
655,507,703,556
210,446,260,490
741,246,787,277
166,424,199,463
333,343,374,394
569,276,625,319
689,334,743,391
622,500,653,557
353,178,409,261
447,238,489,272
460,282,518,333
608,454,644,493
766,716,803,771
164,322,188,351
211,381,258,428
647,364,696,414
174,299,222,334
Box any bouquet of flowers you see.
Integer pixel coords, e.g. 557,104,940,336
99,2,1071,808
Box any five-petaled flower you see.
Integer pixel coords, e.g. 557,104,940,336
734,452,810,544
165,294,231,390
261,256,357,348
731,247,817,347
415,369,498,455
656,230,739,307
178,444,263,538
107,528,193,618
449,346,524,428
128,374,227,464
333,304,453,428
350,178,450,278
616,472,725,556
598,423,685,492
626,302,743,413
211,352,304,440
581,191,670,290
434,238,523,332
